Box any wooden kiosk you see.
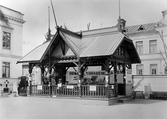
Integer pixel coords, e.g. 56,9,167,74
17,25,140,98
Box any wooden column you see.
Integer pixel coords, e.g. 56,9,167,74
78,58,82,97
28,63,34,95
40,64,45,84
28,63,33,77
114,57,118,97
78,58,81,81
104,59,110,98
62,66,66,84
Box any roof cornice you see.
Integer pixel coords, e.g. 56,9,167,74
6,15,25,24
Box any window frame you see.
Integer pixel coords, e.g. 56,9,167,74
2,62,10,78
150,64,157,75
149,40,157,54
2,31,11,50
136,41,143,54
136,64,143,75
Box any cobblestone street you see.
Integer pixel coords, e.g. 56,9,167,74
0,96,167,119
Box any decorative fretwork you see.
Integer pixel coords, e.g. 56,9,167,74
115,47,124,57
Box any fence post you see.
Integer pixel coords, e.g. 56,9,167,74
114,83,118,97
55,85,57,96
29,80,32,95
107,85,110,99
49,82,52,97
79,85,82,98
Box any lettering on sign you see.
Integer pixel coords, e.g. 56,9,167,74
126,68,132,84
37,85,42,90
58,83,62,88
89,86,96,91
67,85,74,89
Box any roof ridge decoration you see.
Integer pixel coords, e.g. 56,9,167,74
58,26,82,38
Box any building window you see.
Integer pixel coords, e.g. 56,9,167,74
2,62,10,78
150,64,157,75
136,41,143,54
149,40,157,54
136,64,143,75
2,31,11,49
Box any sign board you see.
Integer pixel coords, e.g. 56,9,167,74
111,85,114,89
117,74,124,84
126,68,132,84
109,74,115,84
37,85,42,90
89,86,96,91
66,71,106,84
67,85,74,89
13,82,18,92
58,83,62,88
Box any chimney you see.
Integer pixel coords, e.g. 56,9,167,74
117,17,126,32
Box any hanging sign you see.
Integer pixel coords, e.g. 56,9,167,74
67,85,74,89
89,86,96,91
58,83,62,88
126,68,132,84
37,85,42,90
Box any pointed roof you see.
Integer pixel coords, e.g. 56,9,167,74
59,28,81,57
17,26,140,64
17,33,57,63
80,32,124,57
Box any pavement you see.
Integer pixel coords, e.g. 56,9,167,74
0,96,167,119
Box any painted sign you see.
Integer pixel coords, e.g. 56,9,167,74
89,86,96,91
58,83,62,88
67,85,74,89
126,68,132,84
32,66,41,85
66,71,106,84
117,74,124,84
37,85,42,90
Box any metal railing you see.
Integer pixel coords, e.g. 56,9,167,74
81,85,106,98
52,85,79,97
29,84,116,98
31,85,49,96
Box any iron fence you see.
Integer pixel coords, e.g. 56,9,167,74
29,84,116,98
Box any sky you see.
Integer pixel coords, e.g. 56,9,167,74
1,0,167,56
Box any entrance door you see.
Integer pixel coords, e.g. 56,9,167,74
117,74,126,95
118,83,125,95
